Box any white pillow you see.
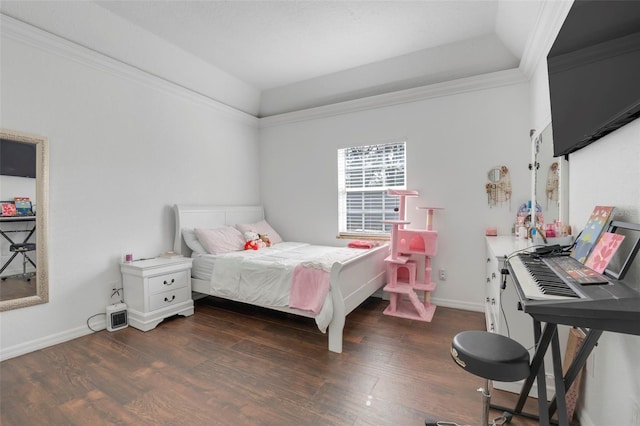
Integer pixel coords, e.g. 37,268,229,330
236,219,283,244
182,228,207,254
195,226,245,255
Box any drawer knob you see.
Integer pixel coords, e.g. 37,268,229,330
164,295,176,303
163,278,175,286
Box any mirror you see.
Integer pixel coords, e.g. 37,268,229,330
486,165,511,209
0,129,48,311
488,167,502,182
530,122,569,234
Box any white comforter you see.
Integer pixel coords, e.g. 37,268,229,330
208,242,363,332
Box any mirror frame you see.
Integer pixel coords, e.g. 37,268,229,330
487,167,502,182
0,129,49,311
530,121,569,231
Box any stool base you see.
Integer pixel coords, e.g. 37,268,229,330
424,379,514,426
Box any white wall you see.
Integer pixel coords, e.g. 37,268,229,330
260,34,518,117
0,6,261,116
569,121,640,426
259,77,531,311
529,45,640,426
0,21,261,359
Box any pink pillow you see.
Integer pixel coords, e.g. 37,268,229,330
195,226,245,255
236,220,283,244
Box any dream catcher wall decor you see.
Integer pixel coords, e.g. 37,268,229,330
545,161,559,209
486,165,511,210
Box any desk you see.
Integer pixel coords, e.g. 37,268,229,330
0,215,36,275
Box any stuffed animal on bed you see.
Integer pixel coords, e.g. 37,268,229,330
259,233,271,247
244,231,263,250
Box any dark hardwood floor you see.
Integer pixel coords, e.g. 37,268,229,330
1,297,546,425
0,275,36,301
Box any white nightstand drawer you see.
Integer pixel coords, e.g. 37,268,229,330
121,257,193,331
148,270,188,294
149,287,191,311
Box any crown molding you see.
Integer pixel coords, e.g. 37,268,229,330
519,0,574,79
259,68,527,128
1,14,259,128
259,1,572,129
2,5,572,131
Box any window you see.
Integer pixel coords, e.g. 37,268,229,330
337,141,406,237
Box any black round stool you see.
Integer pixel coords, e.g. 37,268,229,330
450,330,530,425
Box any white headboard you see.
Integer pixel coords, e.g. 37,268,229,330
173,205,265,256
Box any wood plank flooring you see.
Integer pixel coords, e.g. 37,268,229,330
0,276,36,301
1,297,549,425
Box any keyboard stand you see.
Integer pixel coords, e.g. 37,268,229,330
490,320,603,426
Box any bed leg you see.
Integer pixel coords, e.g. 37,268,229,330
327,319,345,353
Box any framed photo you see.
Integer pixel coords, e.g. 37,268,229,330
13,197,32,215
1,202,17,216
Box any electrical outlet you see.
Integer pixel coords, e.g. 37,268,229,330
439,268,447,281
109,281,124,303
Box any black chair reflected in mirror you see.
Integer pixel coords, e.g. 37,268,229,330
1,242,36,281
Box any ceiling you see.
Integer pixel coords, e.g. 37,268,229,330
0,1,549,117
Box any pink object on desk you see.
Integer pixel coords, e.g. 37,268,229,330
485,227,498,236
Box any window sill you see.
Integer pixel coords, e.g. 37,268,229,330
336,233,390,241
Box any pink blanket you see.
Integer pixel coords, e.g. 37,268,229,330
289,264,330,314
348,240,374,248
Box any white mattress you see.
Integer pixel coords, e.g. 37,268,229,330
189,242,366,332
191,242,302,280
191,252,217,280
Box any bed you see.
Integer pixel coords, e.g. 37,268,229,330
173,204,389,353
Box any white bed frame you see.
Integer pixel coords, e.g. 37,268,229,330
173,204,388,353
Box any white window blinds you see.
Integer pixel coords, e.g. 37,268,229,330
337,141,406,236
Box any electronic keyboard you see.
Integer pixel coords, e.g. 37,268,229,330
507,253,640,335
507,254,611,300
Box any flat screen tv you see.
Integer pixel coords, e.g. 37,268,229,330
547,0,640,157
0,138,37,179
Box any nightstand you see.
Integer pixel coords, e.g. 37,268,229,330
120,257,194,331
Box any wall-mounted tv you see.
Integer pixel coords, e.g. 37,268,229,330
0,138,37,179
547,0,640,157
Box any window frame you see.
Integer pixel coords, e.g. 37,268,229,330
337,140,407,239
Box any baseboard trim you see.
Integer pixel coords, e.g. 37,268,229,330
0,319,105,361
431,297,484,313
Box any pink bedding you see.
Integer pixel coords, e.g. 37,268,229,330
289,265,330,314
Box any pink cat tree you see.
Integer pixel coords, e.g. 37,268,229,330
382,189,443,322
